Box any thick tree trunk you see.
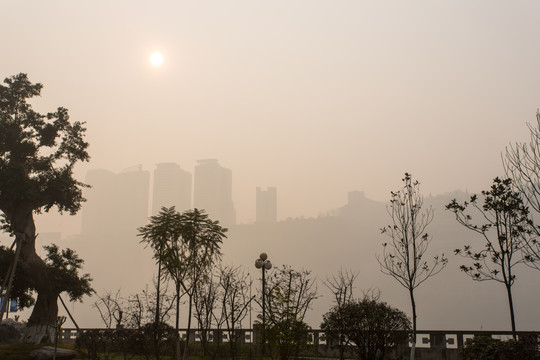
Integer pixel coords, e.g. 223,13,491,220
22,290,58,343
12,210,58,343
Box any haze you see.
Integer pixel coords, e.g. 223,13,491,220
2,0,540,331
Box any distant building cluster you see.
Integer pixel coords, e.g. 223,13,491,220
80,160,277,237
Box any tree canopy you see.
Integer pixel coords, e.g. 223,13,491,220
322,298,411,360
0,73,89,221
138,207,227,360
446,177,530,338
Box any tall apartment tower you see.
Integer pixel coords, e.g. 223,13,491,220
117,165,150,236
152,162,192,215
193,159,236,226
81,169,117,237
81,165,150,239
256,187,277,223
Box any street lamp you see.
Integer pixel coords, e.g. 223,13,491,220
255,252,272,352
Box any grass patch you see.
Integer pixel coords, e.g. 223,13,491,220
0,342,81,360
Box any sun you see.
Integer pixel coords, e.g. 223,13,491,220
150,52,164,67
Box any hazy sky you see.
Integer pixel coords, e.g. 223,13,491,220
3,1,540,223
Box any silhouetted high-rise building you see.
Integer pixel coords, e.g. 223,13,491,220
117,165,150,235
81,165,150,239
81,169,117,237
193,159,236,226
256,186,277,223
152,162,192,215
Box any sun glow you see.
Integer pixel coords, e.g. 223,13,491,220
150,52,164,67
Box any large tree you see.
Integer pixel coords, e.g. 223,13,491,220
446,177,530,339
377,173,447,360
0,73,90,343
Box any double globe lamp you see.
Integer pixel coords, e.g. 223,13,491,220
255,253,272,352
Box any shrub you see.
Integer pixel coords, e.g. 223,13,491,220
75,323,177,360
462,335,540,360
321,298,411,360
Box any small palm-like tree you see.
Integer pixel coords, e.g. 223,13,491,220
139,207,226,360
138,206,183,360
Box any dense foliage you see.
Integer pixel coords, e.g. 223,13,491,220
0,244,92,310
461,335,540,360
321,298,411,360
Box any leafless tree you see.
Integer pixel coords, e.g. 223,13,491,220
93,289,125,329
219,265,255,360
377,173,447,360
124,283,175,330
193,270,222,359
323,269,358,307
322,269,358,360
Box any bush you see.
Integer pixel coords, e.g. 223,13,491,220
462,335,540,360
321,299,411,360
265,318,310,360
76,322,177,360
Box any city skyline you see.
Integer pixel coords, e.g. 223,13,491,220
80,159,275,236
76,160,470,235
4,1,540,226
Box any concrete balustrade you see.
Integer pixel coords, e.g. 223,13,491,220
59,328,539,360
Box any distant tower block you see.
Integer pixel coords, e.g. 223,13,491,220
256,187,277,223
194,159,236,226
152,162,192,215
82,165,150,238
116,165,151,236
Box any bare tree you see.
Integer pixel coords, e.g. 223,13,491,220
504,109,540,269
446,177,530,339
322,269,358,360
193,270,222,359
123,283,175,330
377,173,447,360
94,289,125,329
219,265,255,360
323,269,358,307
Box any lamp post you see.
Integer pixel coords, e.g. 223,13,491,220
255,252,272,353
